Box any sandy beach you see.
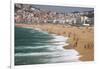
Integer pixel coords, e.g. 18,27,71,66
15,23,94,61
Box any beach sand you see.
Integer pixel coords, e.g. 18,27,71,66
15,23,94,61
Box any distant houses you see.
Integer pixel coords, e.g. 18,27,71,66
15,4,94,26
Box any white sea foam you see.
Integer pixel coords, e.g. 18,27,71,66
15,45,50,49
34,28,42,31
15,49,80,62
15,49,79,57
44,55,81,63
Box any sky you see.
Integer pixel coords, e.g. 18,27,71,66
32,4,94,13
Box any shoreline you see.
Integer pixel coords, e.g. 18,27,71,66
15,23,94,61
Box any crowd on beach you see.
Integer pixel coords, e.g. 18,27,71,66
15,4,94,26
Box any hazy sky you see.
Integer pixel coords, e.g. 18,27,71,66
32,4,94,13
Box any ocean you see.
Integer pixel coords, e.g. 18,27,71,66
15,27,80,65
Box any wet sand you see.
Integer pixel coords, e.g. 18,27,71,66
15,23,94,61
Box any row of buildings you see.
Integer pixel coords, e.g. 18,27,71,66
15,4,94,26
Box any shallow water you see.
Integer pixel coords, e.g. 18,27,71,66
15,27,80,65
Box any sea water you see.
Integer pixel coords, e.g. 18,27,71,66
15,27,80,65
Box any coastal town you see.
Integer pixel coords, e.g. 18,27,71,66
15,4,94,26
15,4,94,62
